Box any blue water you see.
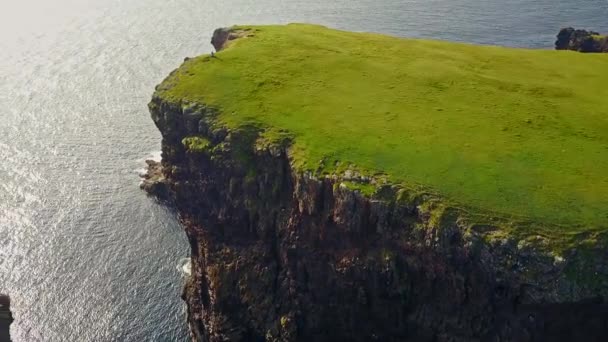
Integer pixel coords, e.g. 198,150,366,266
1,0,607,340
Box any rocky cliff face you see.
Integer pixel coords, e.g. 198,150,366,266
0,295,13,342
144,30,608,342
555,27,608,52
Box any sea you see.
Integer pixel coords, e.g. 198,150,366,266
1,0,606,340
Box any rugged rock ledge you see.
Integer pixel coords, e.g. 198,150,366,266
555,27,608,52
144,28,608,341
0,295,13,342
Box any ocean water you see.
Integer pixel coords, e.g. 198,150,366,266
0,0,606,341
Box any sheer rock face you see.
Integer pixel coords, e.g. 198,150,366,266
211,27,251,52
146,81,608,342
555,27,608,52
0,295,12,342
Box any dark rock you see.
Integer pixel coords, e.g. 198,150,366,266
211,28,234,52
139,159,169,200
555,27,608,52
0,295,12,342
211,27,250,52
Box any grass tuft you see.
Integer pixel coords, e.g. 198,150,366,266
182,136,211,153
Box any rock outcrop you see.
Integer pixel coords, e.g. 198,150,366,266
0,295,12,342
140,159,169,200
143,28,608,342
210,27,252,52
555,27,608,52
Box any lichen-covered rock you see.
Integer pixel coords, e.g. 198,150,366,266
144,94,608,342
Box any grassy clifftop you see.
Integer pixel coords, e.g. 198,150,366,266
156,24,608,236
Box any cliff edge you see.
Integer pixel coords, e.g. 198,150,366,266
146,25,608,341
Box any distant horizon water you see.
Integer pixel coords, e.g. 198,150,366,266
1,0,607,340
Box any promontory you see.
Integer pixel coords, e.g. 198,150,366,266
144,24,608,341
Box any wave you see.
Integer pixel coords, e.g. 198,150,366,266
136,150,162,164
177,258,191,276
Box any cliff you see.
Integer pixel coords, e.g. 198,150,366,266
0,295,12,342
555,27,608,52
145,25,608,341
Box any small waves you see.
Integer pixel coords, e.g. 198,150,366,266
136,150,162,164
135,150,162,184
177,258,191,277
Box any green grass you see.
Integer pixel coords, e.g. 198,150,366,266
340,181,378,197
182,136,211,153
157,24,608,234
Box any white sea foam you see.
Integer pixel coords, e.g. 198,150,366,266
136,150,162,163
178,258,192,276
135,167,147,177
149,150,162,162
135,150,162,177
